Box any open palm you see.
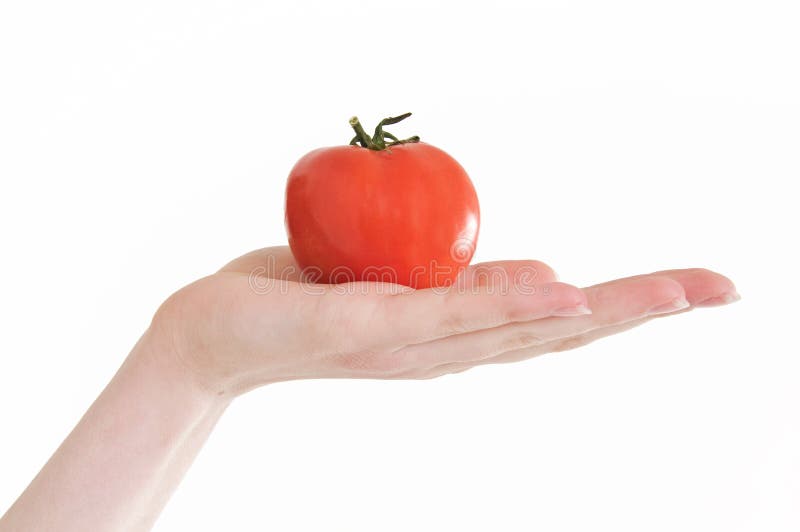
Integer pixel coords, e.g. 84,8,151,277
153,246,738,396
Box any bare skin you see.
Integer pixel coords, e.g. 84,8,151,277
0,246,739,531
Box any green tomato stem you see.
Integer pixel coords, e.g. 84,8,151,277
348,117,376,149
348,113,420,151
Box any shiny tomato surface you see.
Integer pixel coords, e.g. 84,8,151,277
285,142,479,288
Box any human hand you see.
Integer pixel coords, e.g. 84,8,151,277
149,246,738,398
1,245,740,532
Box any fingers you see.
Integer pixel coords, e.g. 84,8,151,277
349,258,565,343
424,306,694,376
404,316,658,380
412,268,739,378
525,268,740,356
489,267,736,343
385,285,586,349
460,315,668,368
645,267,739,306
391,274,685,370
316,280,584,375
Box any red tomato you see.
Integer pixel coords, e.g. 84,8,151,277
284,114,479,289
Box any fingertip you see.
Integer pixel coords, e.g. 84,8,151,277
585,275,688,324
546,281,592,316
649,268,738,306
695,290,741,307
543,281,589,304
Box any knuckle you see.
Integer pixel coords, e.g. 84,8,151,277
590,285,615,305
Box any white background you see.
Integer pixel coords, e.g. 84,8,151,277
1,1,798,530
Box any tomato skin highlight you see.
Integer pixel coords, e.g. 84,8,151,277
285,142,479,289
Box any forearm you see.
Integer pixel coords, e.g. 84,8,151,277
0,329,229,532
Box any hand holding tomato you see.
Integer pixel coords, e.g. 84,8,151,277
284,113,479,289
141,115,739,394
144,115,739,395
0,116,741,532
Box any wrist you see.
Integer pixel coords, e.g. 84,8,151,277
131,325,233,411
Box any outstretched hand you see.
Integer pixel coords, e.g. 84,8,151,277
151,246,738,395
151,246,739,397
0,245,740,532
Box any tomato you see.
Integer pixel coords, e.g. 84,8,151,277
284,113,479,289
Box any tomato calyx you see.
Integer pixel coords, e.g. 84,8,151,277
348,112,421,151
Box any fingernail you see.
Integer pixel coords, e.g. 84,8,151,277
647,297,690,315
551,304,592,317
723,291,742,303
696,291,741,307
